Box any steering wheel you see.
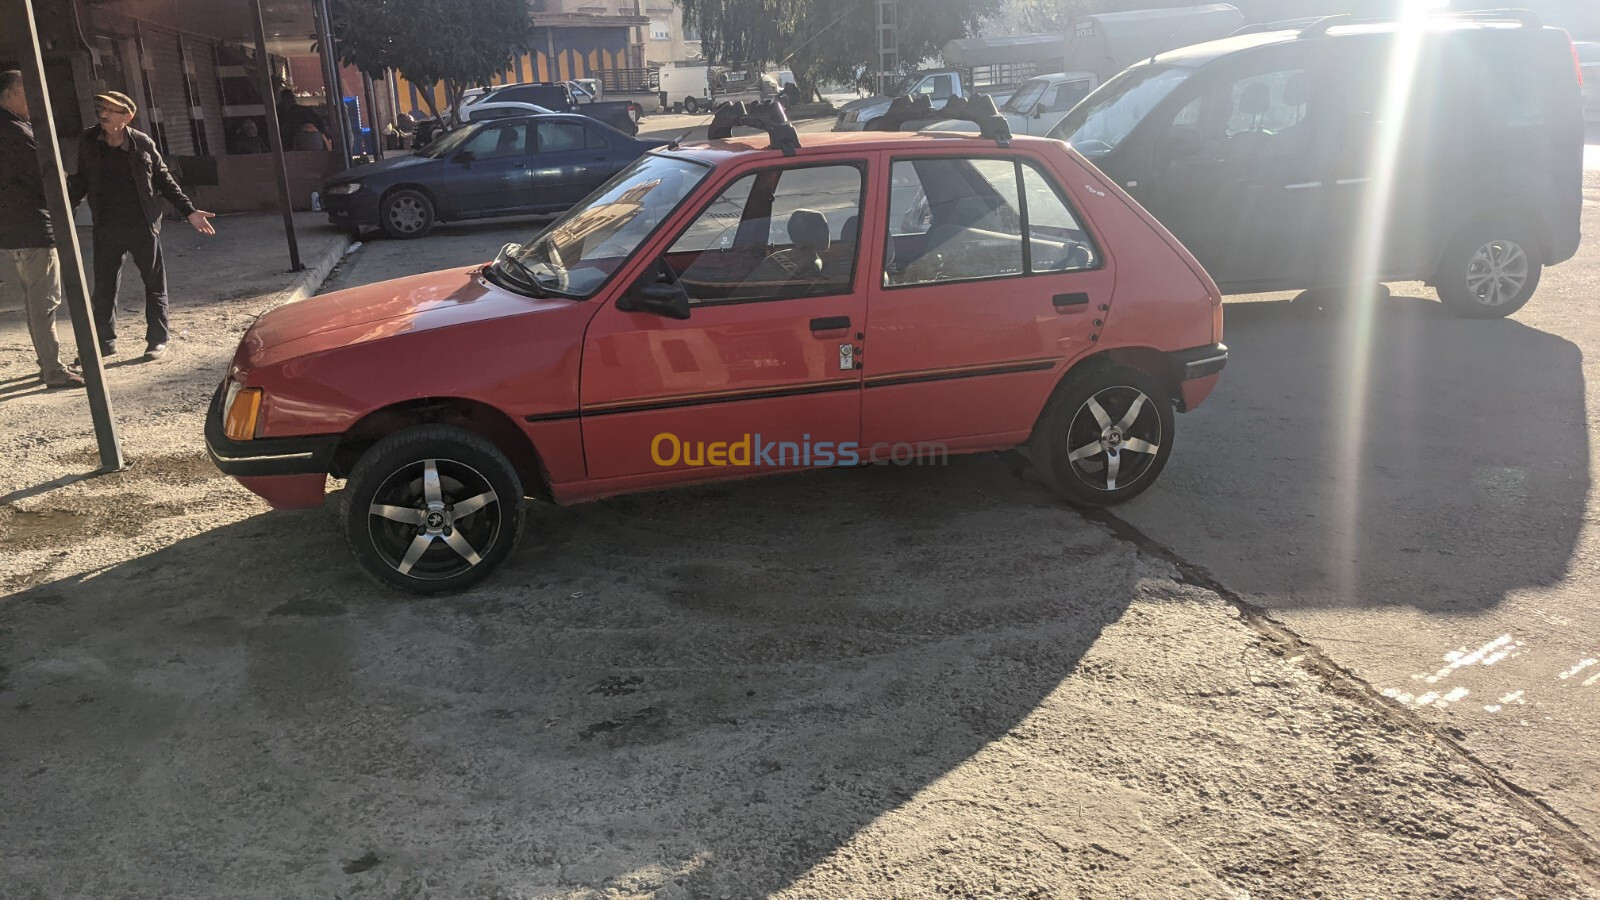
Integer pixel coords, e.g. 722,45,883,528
540,241,572,293
1051,242,1094,271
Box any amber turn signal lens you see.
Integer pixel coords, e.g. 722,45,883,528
224,387,263,441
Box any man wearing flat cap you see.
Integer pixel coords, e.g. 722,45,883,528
69,90,216,361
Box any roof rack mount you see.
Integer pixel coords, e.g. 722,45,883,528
707,99,801,156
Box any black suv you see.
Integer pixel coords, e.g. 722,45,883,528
1050,11,1585,318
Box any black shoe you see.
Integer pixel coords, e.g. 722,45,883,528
100,340,117,357
144,343,167,360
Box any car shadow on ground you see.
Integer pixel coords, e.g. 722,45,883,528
1119,291,1589,612
0,457,1150,896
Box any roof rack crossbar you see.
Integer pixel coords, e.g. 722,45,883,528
1234,7,1541,40
707,99,801,156
875,93,1013,147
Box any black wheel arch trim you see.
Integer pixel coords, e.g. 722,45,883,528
1167,342,1228,381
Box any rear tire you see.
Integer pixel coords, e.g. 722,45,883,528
683,96,700,114
1029,365,1175,507
341,425,524,594
381,188,436,240
1436,225,1541,318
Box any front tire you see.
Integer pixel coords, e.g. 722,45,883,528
1436,226,1541,318
381,188,436,240
1029,365,1175,507
341,425,524,594
683,96,700,114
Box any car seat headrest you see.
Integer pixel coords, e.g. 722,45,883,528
788,209,830,254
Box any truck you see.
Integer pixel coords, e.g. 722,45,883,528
472,82,641,134
919,71,1099,136
658,65,795,114
834,3,1244,132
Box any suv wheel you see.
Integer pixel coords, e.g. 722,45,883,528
341,425,524,594
381,189,436,240
1030,365,1174,507
1437,227,1541,318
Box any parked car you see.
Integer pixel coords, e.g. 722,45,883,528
922,72,1098,136
463,100,557,122
321,114,667,239
1577,41,1600,122
1048,10,1585,318
473,82,641,134
210,109,1227,593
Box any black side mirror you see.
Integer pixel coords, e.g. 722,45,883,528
618,278,690,319
454,150,475,164
1032,103,1044,119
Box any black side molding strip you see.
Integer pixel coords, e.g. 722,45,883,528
865,358,1057,390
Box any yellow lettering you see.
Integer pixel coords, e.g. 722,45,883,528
729,434,751,465
682,440,705,466
651,433,681,466
708,443,728,466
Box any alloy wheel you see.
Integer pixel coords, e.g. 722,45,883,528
1064,385,1163,492
367,458,502,581
1465,240,1530,308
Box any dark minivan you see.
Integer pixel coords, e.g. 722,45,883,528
1049,12,1585,317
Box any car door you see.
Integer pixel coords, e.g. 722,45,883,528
1135,49,1321,290
530,119,609,208
579,158,875,481
445,122,536,217
863,151,1115,448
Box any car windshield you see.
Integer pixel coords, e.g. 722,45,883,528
414,124,480,158
1049,65,1190,157
488,154,711,299
1004,79,1050,113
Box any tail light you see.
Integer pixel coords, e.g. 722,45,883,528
1571,36,1583,87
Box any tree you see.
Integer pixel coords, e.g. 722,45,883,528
329,0,534,123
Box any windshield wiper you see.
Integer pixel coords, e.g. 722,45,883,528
491,243,549,297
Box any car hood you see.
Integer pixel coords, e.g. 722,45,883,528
840,95,890,113
240,265,578,368
325,153,437,185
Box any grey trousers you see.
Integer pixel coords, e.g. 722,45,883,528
4,248,70,380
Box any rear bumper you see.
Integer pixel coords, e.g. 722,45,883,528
205,382,339,507
1167,343,1227,412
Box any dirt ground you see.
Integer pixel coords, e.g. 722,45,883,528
3,220,1599,896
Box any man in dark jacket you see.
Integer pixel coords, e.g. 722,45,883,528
0,71,82,389
68,90,215,360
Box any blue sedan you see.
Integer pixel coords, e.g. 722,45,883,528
322,114,667,239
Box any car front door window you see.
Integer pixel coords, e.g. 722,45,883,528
666,163,865,304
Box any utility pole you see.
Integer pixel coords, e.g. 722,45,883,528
11,0,124,473
251,0,304,271
877,0,899,96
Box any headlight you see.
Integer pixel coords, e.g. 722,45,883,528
223,384,264,441
326,182,361,195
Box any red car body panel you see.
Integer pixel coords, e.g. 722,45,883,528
211,132,1223,510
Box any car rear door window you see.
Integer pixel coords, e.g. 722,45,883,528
537,121,588,153
885,157,1023,285
461,123,528,160
665,163,865,303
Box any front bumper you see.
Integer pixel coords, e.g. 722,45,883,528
205,381,339,480
321,189,381,228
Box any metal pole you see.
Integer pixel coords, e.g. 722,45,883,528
12,0,124,473
313,0,351,169
250,0,304,271
363,71,382,160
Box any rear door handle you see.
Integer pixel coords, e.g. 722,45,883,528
1052,293,1090,310
810,316,851,332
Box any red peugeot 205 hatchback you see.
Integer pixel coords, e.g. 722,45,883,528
207,102,1226,593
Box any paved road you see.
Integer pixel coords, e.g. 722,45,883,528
323,157,1600,851
1117,175,1600,840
